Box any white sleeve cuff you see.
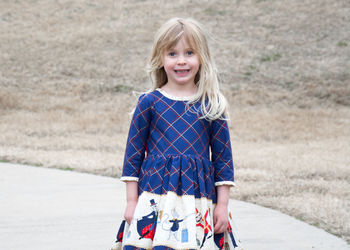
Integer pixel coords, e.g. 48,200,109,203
215,181,236,187
120,176,139,182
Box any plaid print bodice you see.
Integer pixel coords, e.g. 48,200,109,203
121,89,234,202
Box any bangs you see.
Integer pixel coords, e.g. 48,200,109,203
161,23,199,53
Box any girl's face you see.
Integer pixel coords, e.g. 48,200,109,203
162,36,200,88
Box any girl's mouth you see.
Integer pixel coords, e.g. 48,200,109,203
175,69,190,73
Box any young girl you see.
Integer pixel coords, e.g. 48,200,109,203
112,17,241,250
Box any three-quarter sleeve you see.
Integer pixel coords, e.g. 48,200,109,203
121,94,152,182
210,117,235,187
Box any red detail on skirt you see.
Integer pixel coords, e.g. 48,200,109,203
219,236,224,248
117,232,123,241
141,224,155,239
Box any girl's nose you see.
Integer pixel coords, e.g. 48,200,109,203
177,55,186,65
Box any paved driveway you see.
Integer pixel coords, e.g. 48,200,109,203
0,163,349,250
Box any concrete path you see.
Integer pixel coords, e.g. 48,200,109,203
0,162,349,250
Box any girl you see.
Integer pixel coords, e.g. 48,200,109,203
112,17,242,250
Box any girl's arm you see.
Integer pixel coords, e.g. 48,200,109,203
121,93,152,182
213,185,230,233
124,181,138,224
210,118,235,187
210,117,234,233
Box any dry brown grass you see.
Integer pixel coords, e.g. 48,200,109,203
1,0,349,243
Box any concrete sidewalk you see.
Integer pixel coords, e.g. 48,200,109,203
0,162,349,250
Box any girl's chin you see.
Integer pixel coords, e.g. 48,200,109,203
171,80,195,85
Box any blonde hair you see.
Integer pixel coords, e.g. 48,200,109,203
147,17,229,121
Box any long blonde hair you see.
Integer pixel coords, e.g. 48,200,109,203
147,17,229,121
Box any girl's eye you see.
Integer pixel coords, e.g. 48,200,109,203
169,52,176,56
187,51,194,56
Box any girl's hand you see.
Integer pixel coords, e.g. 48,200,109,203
214,185,230,234
213,203,229,234
124,200,137,225
124,181,139,225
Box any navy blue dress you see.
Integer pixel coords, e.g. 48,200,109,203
113,89,241,250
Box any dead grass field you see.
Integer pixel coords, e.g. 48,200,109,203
1,0,350,243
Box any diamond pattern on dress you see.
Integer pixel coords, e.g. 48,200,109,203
121,90,234,202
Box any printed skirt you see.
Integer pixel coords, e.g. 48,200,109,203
111,191,242,250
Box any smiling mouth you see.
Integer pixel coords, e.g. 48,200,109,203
175,69,190,73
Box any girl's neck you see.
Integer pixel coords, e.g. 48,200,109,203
160,83,198,98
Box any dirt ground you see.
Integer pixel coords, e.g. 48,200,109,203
1,0,349,242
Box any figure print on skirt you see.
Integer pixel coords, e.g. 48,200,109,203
137,199,159,240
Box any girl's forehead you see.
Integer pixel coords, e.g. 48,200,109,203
169,37,190,49
165,35,196,50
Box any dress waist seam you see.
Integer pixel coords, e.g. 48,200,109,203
145,153,208,160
